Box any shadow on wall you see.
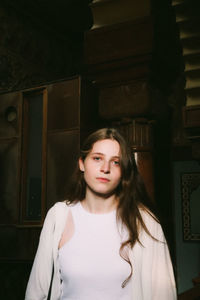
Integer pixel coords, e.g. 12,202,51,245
0,260,32,299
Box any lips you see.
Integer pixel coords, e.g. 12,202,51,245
96,177,110,183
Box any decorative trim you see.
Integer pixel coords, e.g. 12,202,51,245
112,118,154,151
181,172,200,241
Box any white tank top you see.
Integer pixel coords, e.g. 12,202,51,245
58,201,131,300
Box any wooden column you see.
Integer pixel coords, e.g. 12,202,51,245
113,119,155,202
84,12,155,201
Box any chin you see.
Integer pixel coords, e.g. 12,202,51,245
92,189,116,198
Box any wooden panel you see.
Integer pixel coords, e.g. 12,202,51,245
84,17,153,65
0,91,22,138
182,105,200,128
113,119,155,200
0,260,32,300
47,77,80,131
134,151,155,201
47,130,80,209
80,79,100,131
113,119,154,150
0,226,40,260
20,89,47,225
86,56,152,87
0,139,20,224
99,81,151,119
91,0,151,29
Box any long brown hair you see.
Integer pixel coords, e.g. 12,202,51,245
66,128,158,287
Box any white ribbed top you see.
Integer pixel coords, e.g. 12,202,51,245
58,201,131,300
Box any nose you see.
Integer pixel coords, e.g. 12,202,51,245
100,161,110,174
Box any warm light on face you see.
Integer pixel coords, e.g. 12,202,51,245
79,139,122,197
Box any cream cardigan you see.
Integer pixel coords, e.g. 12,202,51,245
25,201,177,300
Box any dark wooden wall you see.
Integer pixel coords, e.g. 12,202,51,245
1,0,197,298
0,1,93,93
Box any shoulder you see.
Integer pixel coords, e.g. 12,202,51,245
41,201,71,238
44,200,70,224
50,200,70,216
139,208,165,242
139,207,158,226
53,200,69,210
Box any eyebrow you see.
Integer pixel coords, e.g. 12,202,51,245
91,152,120,159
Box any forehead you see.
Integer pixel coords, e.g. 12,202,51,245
90,139,120,156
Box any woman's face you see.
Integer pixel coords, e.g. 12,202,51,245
79,139,122,197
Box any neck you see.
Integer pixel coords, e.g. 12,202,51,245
82,188,118,214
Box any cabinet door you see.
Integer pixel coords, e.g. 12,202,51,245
21,89,47,225
0,77,97,300
0,77,98,262
47,77,80,131
46,76,99,209
0,76,97,226
47,130,80,209
47,77,82,209
0,91,22,225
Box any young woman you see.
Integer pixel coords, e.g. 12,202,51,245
25,128,177,300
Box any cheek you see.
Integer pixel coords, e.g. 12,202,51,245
83,164,95,179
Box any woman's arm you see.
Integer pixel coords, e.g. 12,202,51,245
131,210,177,300
142,211,177,300
25,206,56,300
151,223,177,300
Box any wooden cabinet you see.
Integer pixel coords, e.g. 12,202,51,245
46,77,99,208
0,76,98,259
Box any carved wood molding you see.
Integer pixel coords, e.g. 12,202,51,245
112,118,154,151
182,105,200,140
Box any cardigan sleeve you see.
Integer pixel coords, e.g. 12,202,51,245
25,206,56,300
141,212,177,300
151,222,177,299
